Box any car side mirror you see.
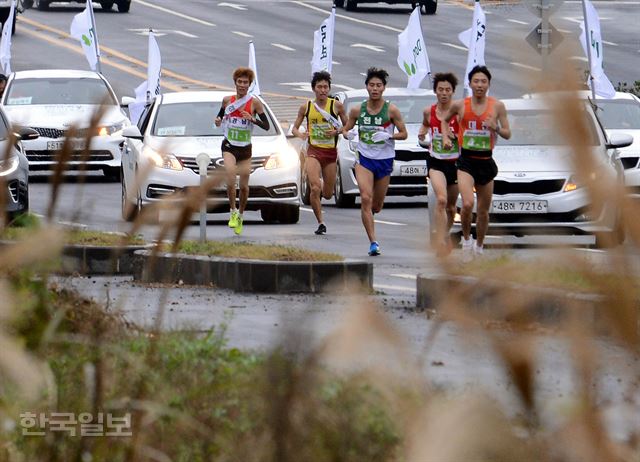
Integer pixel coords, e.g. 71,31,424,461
120,96,136,108
122,125,143,140
14,126,39,141
606,133,633,150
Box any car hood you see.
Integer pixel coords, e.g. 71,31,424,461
146,135,286,158
395,123,427,150
494,145,595,173
606,129,640,157
2,104,127,128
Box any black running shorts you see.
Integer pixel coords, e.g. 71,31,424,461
221,139,252,162
456,155,498,186
427,156,458,186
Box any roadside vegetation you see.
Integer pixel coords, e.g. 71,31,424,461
171,240,344,261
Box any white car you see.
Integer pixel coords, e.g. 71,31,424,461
120,91,300,223
331,88,436,207
435,98,632,247
1,70,130,180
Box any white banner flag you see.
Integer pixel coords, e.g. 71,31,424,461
580,0,615,99
248,41,261,96
70,0,101,72
397,7,430,89
459,0,486,95
310,7,335,75
0,0,16,74
129,31,162,125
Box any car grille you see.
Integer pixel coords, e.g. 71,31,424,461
31,127,66,139
620,157,639,170
8,180,18,202
25,150,114,162
493,179,565,195
178,156,268,174
394,149,427,162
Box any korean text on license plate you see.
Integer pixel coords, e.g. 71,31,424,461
47,140,85,151
399,165,428,176
492,200,548,213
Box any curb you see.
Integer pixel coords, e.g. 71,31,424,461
133,250,373,294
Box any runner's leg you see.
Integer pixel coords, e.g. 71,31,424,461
475,181,494,247
223,151,237,210
429,169,449,246
355,163,376,243
446,183,459,231
237,158,251,214
371,174,390,214
321,161,337,200
306,156,323,224
457,169,475,241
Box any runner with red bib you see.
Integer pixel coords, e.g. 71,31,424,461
441,66,511,260
418,72,460,257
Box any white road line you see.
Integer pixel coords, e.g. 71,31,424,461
351,43,385,52
558,28,571,33
374,219,407,226
507,19,528,25
292,0,403,33
565,1,640,4
133,0,216,27
374,283,416,293
563,16,612,24
511,62,542,72
390,273,417,280
232,31,253,38
272,43,296,51
569,56,588,62
218,2,247,10
603,40,618,46
441,41,467,52
300,207,314,213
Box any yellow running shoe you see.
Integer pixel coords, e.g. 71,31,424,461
234,215,243,235
228,210,239,228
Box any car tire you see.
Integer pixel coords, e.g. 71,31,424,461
101,1,114,10
116,0,130,12
345,0,357,11
334,162,356,208
275,204,300,224
301,168,311,206
35,0,49,11
103,167,121,182
421,0,437,15
121,176,138,222
23,0,34,8
136,191,159,224
334,0,345,7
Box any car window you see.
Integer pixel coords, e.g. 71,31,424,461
501,110,599,146
138,104,153,133
4,78,117,105
0,112,8,140
152,101,279,137
345,95,436,124
594,100,640,130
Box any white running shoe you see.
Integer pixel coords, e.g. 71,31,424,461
473,242,484,257
461,237,475,262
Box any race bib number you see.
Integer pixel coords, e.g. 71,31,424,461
462,129,491,150
227,127,251,143
310,123,333,144
359,128,383,145
432,134,458,155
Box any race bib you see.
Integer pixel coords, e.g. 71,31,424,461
462,129,491,150
310,122,333,144
227,127,251,143
432,133,459,155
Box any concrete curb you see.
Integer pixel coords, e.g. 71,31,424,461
416,273,610,324
132,250,373,293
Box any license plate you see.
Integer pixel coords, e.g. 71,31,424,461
492,200,548,213
47,140,85,151
399,165,427,176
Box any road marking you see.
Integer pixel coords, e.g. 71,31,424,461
507,19,528,25
511,62,542,72
374,283,415,293
133,0,216,27
558,28,571,33
292,1,403,33
331,83,356,91
351,43,384,53
374,219,407,226
603,40,618,46
441,41,467,52
390,273,417,280
562,16,612,24
300,207,314,213
569,55,588,62
128,28,198,38
280,82,313,92
218,2,247,10
272,43,296,51
232,30,253,38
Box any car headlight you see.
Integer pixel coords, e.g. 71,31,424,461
97,121,128,136
264,146,299,170
143,146,183,171
564,173,597,192
0,154,19,176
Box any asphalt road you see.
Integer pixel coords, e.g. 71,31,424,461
13,0,640,294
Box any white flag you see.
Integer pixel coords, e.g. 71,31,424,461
129,81,147,126
70,0,100,71
580,0,615,99
0,0,16,74
397,7,430,89
459,0,486,95
248,41,261,96
129,31,162,125
310,6,335,75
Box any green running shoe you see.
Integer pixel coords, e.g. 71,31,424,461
228,210,239,228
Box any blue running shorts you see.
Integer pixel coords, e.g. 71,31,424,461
357,153,394,180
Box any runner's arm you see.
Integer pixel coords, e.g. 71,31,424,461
342,106,359,134
291,104,308,140
495,101,511,140
214,96,230,127
418,107,430,141
325,100,347,136
389,104,408,141
441,100,462,149
251,99,270,131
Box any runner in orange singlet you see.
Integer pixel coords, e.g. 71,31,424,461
441,65,511,260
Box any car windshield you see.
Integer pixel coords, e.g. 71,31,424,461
501,110,599,146
152,101,280,137
344,95,436,124
5,78,116,105
594,100,640,130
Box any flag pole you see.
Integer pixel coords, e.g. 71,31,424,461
87,0,101,74
580,0,596,100
146,29,153,104
327,4,335,74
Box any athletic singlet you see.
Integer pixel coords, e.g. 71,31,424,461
306,98,338,149
429,104,460,160
458,96,497,158
356,100,395,160
223,96,254,147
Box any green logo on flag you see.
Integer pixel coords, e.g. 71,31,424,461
81,34,91,46
403,61,416,76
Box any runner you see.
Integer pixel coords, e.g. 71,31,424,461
214,67,270,235
291,71,348,235
441,65,511,259
342,67,408,256
418,72,460,257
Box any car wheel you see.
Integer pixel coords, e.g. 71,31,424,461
334,0,344,7
135,187,159,224
116,0,130,12
421,0,437,14
100,1,114,10
301,167,311,206
23,0,34,8
345,0,357,11
35,0,49,11
275,204,300,224
103,167,121,182
334,163,356,208
121,175,138,222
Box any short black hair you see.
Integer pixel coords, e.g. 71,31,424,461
433,72,458,92
311,71,331,89
468,65,491,82
0,74,7,83
365,67,388,86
